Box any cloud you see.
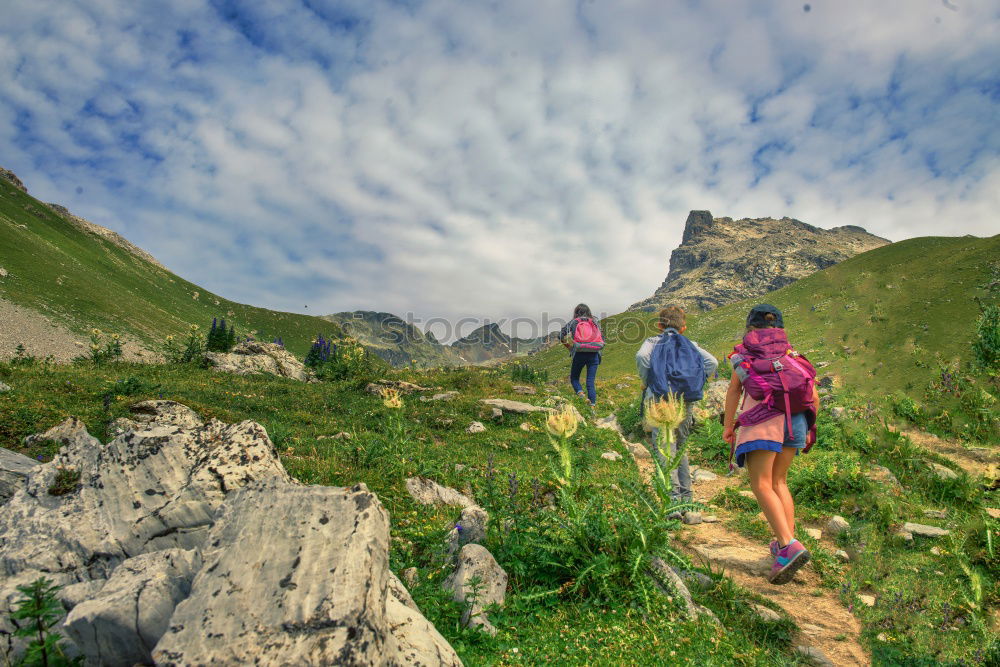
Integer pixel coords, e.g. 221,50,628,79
1,0,998,338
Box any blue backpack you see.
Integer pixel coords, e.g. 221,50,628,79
648,330,706,401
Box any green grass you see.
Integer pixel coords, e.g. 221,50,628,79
0,178,343,357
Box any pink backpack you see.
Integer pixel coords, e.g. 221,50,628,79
572,318,605,352
729,328,817,463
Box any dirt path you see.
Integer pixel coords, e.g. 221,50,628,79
637,456,869,666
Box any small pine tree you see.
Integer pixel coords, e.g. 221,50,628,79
225,320,237,350
11,577,80,666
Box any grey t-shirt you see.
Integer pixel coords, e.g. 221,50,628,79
635,330,718,401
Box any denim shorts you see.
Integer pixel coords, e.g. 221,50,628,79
735,412,808,468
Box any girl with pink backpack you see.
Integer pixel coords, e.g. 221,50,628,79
560,304,605,407
722,304,819,584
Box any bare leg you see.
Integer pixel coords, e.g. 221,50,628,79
771,446,798,538
746,449,793,546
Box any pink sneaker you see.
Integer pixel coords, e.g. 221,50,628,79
769,539,810,585
769,540,779,558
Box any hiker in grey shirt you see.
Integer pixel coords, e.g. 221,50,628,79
635,306,718,502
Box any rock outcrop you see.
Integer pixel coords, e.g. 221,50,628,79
1,403,461,665
0,448,38,505
630,210,889,312
0,167,26,193
206,341,310,381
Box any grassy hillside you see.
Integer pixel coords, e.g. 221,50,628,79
0,177,342,357
527,235,1000,396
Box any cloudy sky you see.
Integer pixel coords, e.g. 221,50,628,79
2,0,998,339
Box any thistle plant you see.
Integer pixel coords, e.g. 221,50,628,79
644,392,688,504
163,324,205,364
79,329,123,365
545,405,579,487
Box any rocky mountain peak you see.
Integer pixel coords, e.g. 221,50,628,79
0,167,27,193
630,210,890,312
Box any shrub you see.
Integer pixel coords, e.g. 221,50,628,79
163,325,206,365
76,329,122,365
305,336,379,382
509,363,548,385
788,450,871,511
48,467,81,496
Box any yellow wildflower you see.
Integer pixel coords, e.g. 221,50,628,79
644,393,686,432
545,405,579,439
111,333,120,340
91,328,102,336
380,387,403,409
189,324,200,331
166,335,174,341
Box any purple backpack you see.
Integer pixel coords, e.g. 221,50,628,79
729,328,817,466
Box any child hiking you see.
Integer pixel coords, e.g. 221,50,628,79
560,304,604,407
636,306,718,502
722,304,819,585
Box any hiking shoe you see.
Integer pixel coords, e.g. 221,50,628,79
769,540,780,559
769,539,810,585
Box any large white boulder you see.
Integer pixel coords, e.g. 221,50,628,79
206,341,310,381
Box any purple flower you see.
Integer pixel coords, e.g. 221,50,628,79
36,455,44,461
455,523,463,533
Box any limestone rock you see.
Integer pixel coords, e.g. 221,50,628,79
649,557,699,619
859,594,876,607
1,415,289,581
751,603,781,622
867,465,901,489
804,528,822,541
512,385,537,395
986,508,1000,520
595,414,622,434
154,480,461,665
923,509,947,520
929,462,959,480
829,407,846,420
902,522,950,538
691,467,718,482
827,515,851,536
697,380,729,419
601,451,623,462
206,341,310,381
691,542,772,576
22,416,93,449
108,400,204,438
0,382,10,392
443,544,507,636
795,644,835,667
629,210,889,312
480,398,554,415
64,548,201,666
682,512,704,525
446,505,489,554
406,477,476,509
466,421,486,434
366,380,432,394
834,550,850,562
421,391,459,402
626,442,652,460
491,407,503,419
0,447,38,504
519,422,532,432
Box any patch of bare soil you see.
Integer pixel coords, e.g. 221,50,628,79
897,426,999,484
0,297,154,362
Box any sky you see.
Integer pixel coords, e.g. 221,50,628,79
2,0,998,340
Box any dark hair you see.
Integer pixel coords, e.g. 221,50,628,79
746,312,778,332
573,303,593,319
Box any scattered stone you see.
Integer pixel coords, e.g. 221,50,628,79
206,342,310,382
691,542,772,576
402,567,419,587
671,567,714,592
454,464,467,473
64,548,202,666
594,414,622,434
466,421,486,434
877,632,889,642
867,464,901,489
986,508,1000,520
0,382,10,392
928,462,959,480
800,623,826,636
491,407,504,420
691,467,718,482
815,361,830,369
682,512,703,525
480,398,554,415
446,505,490,554
512,385,537,395
827,515,851,536
817,375,834,389
420,391,459,402
738,490,756,499
0,267,7,278
896,530,914,543
834,550,850,563
930,546,943,556
625,442,651,460
405,477,476,509
519,422,532,432
648,557,700,620
437,418,454,427
902,522,950,538
366,380,431,394
443,544,508,635
859,594,876,607
601,451,623,462
795,645,835,667
923,509,947,520
524,446,533,452
804,528,822,541
751,603,781,622
829,407,846,420
702,515,720,523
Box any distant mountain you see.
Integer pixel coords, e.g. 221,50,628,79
321,313,551,367
630,210,890,312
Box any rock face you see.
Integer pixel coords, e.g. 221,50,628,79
206,341,310,381
0,167,27,193
443,544,508,635
629,210,889,312
0,448,38,505
1,404,461,666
